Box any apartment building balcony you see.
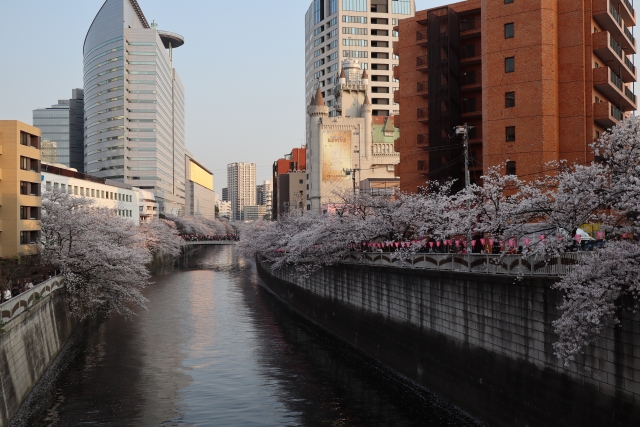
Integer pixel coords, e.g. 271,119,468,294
416,30,429,47
594,101,624,128
417,81,429,97
416,55,429,72
613,0,637,25
417,133,429,145
417,108,429,123
460,16,481,39
394,90,401,105
593,31,637,81
593,0,636,53
393,66,400,80
593,66,637,110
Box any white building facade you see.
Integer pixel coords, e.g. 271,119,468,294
83,0,186,216
304,0,415,119
307,59,398,213
42,163,141,225
227,162,256,221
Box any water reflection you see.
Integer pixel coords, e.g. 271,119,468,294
19,246,484,427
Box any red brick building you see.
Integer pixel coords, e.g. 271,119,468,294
394,0,636,193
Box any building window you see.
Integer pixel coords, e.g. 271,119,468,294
505,23,514,38
505,91,515,107
505,0,514,3
506,126,516,142
596,131,601,139
343,0,367,12
505,57,515,73
20,231,39,245
506,161,516,175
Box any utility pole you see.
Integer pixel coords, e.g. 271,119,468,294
455,124,475,269
344,168,361,198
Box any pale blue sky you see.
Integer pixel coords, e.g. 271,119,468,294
0,0,443,194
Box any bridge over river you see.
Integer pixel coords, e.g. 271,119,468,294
181,240,236,246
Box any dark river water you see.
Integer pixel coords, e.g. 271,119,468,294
17,246,484,427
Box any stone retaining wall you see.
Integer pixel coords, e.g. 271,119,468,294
0,278,77,426
257,259,640,427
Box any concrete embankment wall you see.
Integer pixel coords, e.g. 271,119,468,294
0,278,77,426
257,259,640,427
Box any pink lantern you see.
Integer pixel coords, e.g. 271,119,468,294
523,238,531,246
429,242,434,248
509,239,515,248
455,240,460,246
539,235,545,241
472,240,477,247
462,241,467,247
596,231,603,239
489,238,495,246
480,238,485,246
436,241,441,247
575,234,582,243
395,242,400,248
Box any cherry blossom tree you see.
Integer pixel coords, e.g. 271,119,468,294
40,190,151,319
241,116,640,363
139,218,182,258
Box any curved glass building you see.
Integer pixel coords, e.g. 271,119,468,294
83,0,186,215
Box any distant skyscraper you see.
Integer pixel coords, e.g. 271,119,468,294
222,187,229,202
227,162,256,221
33,89,84,170
83,0,186,215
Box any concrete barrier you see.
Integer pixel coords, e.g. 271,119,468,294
0,277,77,426
257,259,640,427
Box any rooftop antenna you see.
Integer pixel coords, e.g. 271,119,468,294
150,20,158,30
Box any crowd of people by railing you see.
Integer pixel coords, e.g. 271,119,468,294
350,232,630,255
181,234,239,242
0,269,58,304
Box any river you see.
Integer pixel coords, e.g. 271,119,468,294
17,246,484,427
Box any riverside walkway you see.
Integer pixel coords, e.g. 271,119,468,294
342,252,588,276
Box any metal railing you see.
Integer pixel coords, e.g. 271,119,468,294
341,253,589,276
0,276,64,323
611,35,623,57
624,26,635,44
611,104,624,120
623,0,634,16
611,69,624,89
624,55,636,72
610,2,623,25
625,85,637,102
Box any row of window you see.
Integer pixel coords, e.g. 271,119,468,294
45,181,134,202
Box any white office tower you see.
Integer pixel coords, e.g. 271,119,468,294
304,0,415,119
227,163,257,221
83,0,186,215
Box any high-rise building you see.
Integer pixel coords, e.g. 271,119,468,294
227,162,256,221
304,0,415,120
83,0,186,215
185,151,216,220
33,89,84,171
221,187,229,202
394,0,637,193
0,121,42,257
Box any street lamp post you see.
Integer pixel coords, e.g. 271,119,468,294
455,123,475,271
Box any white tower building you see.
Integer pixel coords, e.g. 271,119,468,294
83,0,186,215
307,58,399,214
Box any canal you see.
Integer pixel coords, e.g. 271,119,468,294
17,246,485,427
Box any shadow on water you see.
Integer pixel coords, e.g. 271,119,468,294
15,246,486,427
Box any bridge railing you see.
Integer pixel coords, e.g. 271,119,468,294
341,252,588,276
0,276,64,323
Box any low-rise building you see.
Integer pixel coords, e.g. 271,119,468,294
243,205,267,221
0,121,42,257
137,189,159,222
185,151,216,220
273,148,307,219
216,200,231,219
42,163,140,225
